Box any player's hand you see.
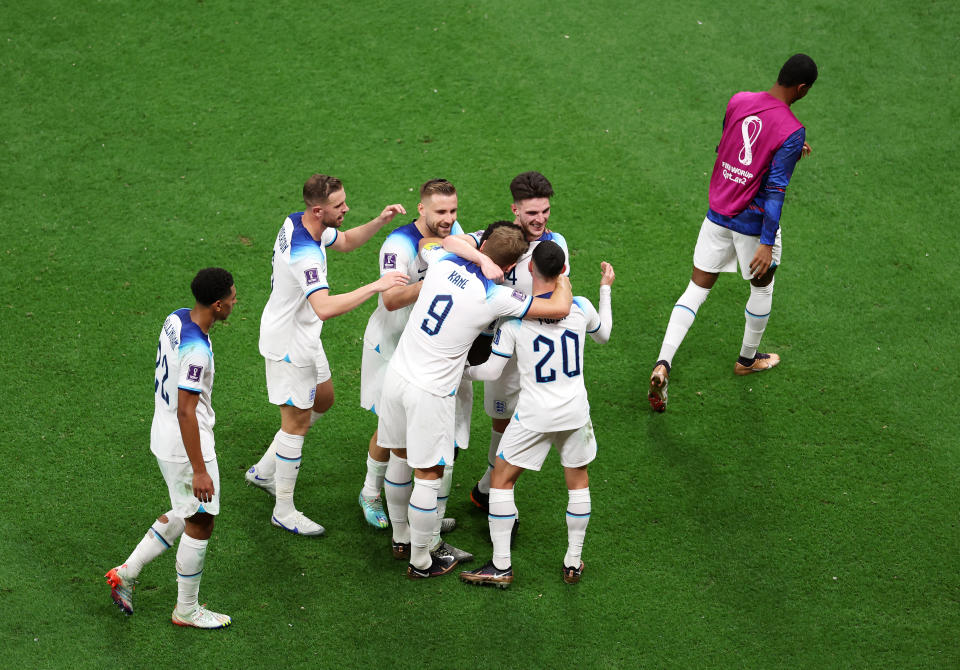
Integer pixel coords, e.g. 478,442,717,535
374,271,410,292
600,261,615,286
799,141,812,160
376,204,407,226
749,244,773,278
479,255,504,283
192,471,215,504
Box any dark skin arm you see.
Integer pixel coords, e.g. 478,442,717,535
177,389,213,503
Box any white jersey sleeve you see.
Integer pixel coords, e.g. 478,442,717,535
151,309,216,463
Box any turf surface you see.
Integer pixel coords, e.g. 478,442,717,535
2,1,958,668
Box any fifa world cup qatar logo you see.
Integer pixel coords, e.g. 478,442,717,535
738,115,762,166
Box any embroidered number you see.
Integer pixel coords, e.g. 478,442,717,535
155,342,170,405
533,330,581,383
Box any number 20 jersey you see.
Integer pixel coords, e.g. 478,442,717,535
389,247,532,398
491,296,600,432
151,308,216,463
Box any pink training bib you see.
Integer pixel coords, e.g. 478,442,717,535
708,91,803,217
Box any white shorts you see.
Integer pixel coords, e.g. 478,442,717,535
455,378,472,450
157,457,220,518
692,217,782,280
377,374,456,469
499,419,597,472
265,342,331,409
483,356,521,419
360,342,388,413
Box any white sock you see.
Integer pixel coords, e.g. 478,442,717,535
175,533,208,613
657,281,711,366
477,430,504,495
740,279,774,359
385,453,413,543
255,432,282,478
361,454,388,498
488,488,517,570
564,488,591,569
431,464,454,548
273,431,304,518
123,511,185,579
408,477,441,570
310,410,324,426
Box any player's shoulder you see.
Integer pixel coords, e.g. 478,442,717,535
539,229,568,247
571,296,595,313
175,311,212,354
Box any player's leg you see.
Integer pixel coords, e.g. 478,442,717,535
359,431,390,529
429,446,474,564
650,218,732,411
384,448,413,558
169,458,230,629
474,364,520,509
106,508,185,615
558,420,597,584
271,403,324,536
459,457,522,588
407,465,451,577
734,229,782,374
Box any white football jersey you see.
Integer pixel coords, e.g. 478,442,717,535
490,296,600,432
259,212,338,366
151,308,216,463
363,220,464,360
467,229,570,295
389,244,532,397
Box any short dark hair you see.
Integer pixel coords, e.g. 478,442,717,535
303,174,344,206
509,171,554,202
531,240,565,279
420,178,456,199
191,268,234,306
479,220,520,244
777,54,818,87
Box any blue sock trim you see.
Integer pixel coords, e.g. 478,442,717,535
745,308,771,318
276,453,302,463
150,527,172,549
176,569,203,579
384,478,412,488
488,512,517,520
409,503,438,513
674,304,697,317
566,511,592,518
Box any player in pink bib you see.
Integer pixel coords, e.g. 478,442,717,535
648,54,818,411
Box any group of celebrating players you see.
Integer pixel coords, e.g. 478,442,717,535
105,52,818,629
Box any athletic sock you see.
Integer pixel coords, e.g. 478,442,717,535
174,533,208,613
564,488,591,569
310,410,324,427
488,488,517,570
385,453,413,544
657,281,711,366
477,430,504,495
361,454,388,498
273,431,304,518
409,477,441,570
431,464,454,548
740,279,774,360
254,432,282,478
123,511,185,579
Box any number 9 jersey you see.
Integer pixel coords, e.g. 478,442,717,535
151,308,216,463
389,245,532,398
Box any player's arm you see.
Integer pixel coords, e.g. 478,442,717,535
588,262,615,344
176,389,213,503
463,350,510,382
441,235,504,282
307,272,409,321
382,281,422,311
749,128,806,278
329,204,407,252
525,275,573,320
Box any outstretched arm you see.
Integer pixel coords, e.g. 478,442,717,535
442,235,504,282
307,271,409,321
588,262,615,344
331,204,407,252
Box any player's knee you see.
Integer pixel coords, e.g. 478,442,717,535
750,267,777,288
154,513,185,545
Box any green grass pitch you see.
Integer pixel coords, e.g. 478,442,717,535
1,1,958,668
